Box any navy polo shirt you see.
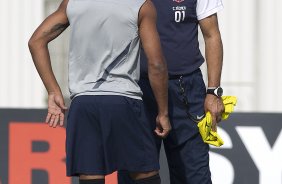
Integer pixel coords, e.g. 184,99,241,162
140,0,223,76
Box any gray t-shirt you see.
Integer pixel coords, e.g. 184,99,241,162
66,0,146,100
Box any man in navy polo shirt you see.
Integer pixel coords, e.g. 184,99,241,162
119,0,225,183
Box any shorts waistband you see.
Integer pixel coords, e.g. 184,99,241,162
168,69,201,80
140,69,201,80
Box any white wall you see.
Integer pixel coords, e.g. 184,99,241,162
0,0,282,112
218,0,257,111
255,0,282,112
0,0,46,108
202,0,282,112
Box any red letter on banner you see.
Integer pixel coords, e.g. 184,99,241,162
9,123,70,184
106,172,117,184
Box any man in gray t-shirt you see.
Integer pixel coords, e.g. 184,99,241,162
28,0,171,183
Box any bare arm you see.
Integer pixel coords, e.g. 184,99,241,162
28,0,69,127
29,0,69,94
199,13,223,87
139,0,171,137
199,14,224,131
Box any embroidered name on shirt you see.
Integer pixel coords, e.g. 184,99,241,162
172,6,186,11
172,6,186,22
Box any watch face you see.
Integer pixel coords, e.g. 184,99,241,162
217,87,223,97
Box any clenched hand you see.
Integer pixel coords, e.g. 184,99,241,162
155,114,171,138
204,94,224,132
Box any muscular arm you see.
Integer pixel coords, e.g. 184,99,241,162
199,13,223,87
139,1,171,137
28,0,69,94
199,14,224,131
28,0,69,127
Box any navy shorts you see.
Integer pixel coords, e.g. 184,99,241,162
118,69,211,184
66,95,159,176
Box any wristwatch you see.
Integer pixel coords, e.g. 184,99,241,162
207,87,223,97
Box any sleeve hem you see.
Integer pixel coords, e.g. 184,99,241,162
197,5,224,21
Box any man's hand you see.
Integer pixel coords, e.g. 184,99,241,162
204,94,224,131
45,92,67,128
155,115,171,138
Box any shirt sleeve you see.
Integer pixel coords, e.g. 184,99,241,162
196,0,224,20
